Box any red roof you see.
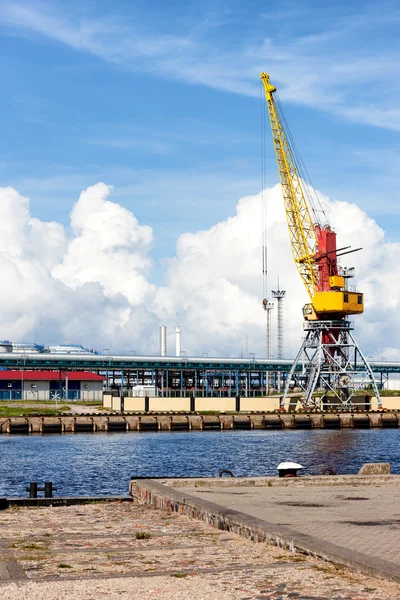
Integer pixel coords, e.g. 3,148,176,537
0,370,104,381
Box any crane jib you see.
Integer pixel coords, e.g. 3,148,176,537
260,71,365,320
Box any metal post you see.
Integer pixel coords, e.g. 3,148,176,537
44,482,54,498
27,482,37,498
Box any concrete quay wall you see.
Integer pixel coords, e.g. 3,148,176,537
0,410,400,434
104,393,400,412
130,476,400,584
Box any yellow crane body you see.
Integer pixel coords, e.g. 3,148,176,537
312,291,363,315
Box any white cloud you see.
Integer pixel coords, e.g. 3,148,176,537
0,181,398,360
53,183,154,305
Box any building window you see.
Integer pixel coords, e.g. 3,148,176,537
344,293,349,303
358,295,362,304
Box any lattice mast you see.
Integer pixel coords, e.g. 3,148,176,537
272,286,285,359
260,72,381,409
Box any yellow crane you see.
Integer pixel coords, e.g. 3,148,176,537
260,72,381,409
261,72,363,322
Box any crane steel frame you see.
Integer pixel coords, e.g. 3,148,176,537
283,320,380,409
261,72,382,409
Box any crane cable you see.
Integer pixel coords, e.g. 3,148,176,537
275,91,328,228
260,80,268,303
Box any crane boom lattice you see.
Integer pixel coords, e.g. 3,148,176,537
261,73,318,299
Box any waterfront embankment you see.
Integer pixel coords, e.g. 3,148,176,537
1,410,400,434
131,474,400,585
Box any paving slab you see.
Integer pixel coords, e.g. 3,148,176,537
135,476,400,585
0,500,400,598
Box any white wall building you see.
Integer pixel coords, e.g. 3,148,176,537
0,371,104,401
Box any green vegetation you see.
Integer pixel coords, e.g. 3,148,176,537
0,399,101,417
170,573,188,578
57,563,72,569
83,401,103,406
134,531,152,540
19,542,48,551
0,406,70,417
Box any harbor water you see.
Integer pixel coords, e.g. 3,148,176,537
0,428,399,497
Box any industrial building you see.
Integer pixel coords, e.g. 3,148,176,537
0,371,104,401
0,342,98,355
0,353,397,391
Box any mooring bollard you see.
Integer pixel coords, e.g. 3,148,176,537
219,469,235,478
26,482,38,498
25,481,57,499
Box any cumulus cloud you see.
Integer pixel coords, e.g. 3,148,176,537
53,183,154,305
0,182,397,359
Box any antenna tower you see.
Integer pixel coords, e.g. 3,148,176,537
271,284,286,359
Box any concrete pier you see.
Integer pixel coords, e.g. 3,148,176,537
1,411,400,434
130,475,400,585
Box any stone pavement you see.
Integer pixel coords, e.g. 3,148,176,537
0,501,399,599
161,478,400,581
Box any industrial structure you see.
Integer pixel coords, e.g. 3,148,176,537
0,342,98,355
0,352,396,399
160,326,167,357
271,284,286,360
261,72,381,410
175,326,181,357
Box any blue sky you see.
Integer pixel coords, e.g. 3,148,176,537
0,0,400,283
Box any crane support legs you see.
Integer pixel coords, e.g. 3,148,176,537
281,320,382,410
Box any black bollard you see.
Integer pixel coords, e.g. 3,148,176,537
44,481,57,498
26,482,38,498
0,498,9,510
25,481,57,499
